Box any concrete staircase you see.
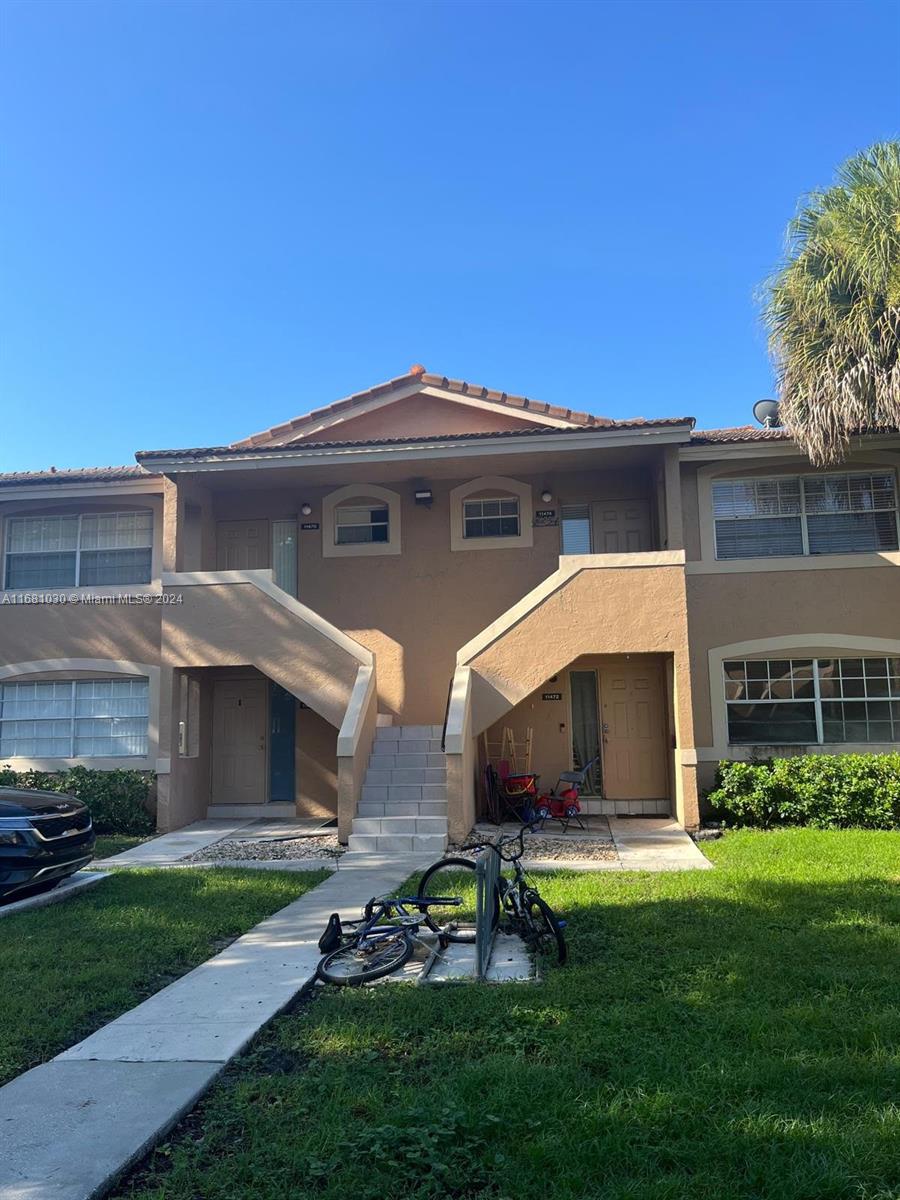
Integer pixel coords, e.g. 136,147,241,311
347,725,448,856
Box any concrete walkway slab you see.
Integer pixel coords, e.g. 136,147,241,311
0,871,108,919
608,818,712,870
0,855,429,1200
0,1059,220,1200
95,819,257,867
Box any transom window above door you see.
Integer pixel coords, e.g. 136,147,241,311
712,471,899,560
3,511,154,589
463,497,520,539
335,504,390,545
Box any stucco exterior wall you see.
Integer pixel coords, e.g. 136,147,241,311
291,393,548,442
211,465,658,722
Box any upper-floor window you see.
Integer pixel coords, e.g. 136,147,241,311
724,656,900,744
0,677,150,758
463,497,520,539
4,511,154,588
335,503,390,545
712,471,899,560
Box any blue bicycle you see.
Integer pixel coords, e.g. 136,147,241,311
316,892,462,986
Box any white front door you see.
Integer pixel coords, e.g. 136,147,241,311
216,520,270,571
212,679,267,805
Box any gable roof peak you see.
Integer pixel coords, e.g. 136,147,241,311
231,366,610,449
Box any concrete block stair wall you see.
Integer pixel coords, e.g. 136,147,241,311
348,725,448,855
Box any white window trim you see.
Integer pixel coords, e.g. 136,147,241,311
711,469,899,562
701,634,900,760
692,456,900,573
0,659,161,771
0,498,163,595
321,484,402,558
449,476,533,552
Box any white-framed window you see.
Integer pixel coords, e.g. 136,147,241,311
4,511,154,588
712,471,899,560
723,656,900,744
0,678,150,758
335,503,390,545
463,496,520,539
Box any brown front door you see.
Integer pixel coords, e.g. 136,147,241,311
216,520,270,570
598,662,668,800
212,679,267,805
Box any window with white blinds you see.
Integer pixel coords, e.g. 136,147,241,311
0,678,150,758
561,505,592,554
4,512,154,588
712,472,899,559
723,657,900,744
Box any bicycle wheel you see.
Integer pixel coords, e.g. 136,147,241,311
417,857,482,942
316,930,413,985
524,893,567,965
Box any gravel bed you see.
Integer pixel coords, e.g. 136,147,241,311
452,835,618,862
185,835,345,863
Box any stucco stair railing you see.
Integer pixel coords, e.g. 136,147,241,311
444,551,698,837
161,570,377,839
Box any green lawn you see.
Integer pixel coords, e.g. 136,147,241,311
0,867,329,1085
115,830,900,1200
93,834,150,858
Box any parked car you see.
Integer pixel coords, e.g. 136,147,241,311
0,787,96,902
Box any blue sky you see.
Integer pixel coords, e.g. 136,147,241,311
1,0,897,471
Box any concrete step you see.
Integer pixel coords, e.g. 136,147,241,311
370,740,443,757
368,752,446,770
352,816,448,837
361,784,447,803
375,724,443,742
357,801,448,819
362,768,447,787
207,803,295,819
347,833,447,855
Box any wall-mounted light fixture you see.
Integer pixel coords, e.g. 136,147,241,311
300,503,313,516
540,489,553,503
414,488,433,507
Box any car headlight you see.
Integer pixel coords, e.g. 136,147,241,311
0,831,24,846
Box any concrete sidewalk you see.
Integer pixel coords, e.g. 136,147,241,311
608,817,713,870
0,856,429,1200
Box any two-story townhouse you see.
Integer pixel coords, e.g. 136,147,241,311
1,364,897,855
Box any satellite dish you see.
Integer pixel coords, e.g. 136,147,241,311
753,399,782,428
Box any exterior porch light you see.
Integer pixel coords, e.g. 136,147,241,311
300,503,313,516
540,489,553,503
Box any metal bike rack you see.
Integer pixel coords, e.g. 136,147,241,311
474,848,500,980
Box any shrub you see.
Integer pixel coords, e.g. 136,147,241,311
707,754,900,829
0,765,156,835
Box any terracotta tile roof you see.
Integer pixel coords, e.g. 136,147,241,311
690,424,899,444
0,465,157,488
690,425,792,444
231,365,616,449
136,417,696,462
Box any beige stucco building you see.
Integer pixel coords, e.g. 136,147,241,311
2,365,898,851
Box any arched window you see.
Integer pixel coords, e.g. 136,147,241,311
322,484,402,558
449,476,533,552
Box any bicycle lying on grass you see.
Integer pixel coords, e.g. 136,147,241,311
316,893,462,986
416,824,568,965
316,825,567,986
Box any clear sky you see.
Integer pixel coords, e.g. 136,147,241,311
1,0,897,471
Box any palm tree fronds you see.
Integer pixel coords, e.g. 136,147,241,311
763,141,900,464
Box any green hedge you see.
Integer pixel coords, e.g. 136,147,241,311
0,766,156,835
706,754,900,830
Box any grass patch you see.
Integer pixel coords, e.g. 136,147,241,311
115,831,900,1200
93,834,150,858
0,866,329,1085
